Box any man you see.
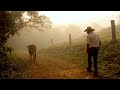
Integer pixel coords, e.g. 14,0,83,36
84,26,101,76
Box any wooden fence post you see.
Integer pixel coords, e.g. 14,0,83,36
111,20,116,42
69,34,71,46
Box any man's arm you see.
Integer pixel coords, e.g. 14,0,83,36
86,35,90,53
98,35,101,47
86,44,89,53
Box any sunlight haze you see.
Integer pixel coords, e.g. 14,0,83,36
40,11,120,29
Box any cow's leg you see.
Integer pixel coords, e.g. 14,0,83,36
33,54,35,61
35,53,36,60
33,53,36,61
32,54,34,60
30,54,32,60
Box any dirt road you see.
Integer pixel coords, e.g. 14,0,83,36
18,52,105,79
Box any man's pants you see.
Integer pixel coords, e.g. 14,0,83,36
88,47,99,74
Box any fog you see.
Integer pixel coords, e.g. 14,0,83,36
4,23,111,52
6,24,83,51
5,11,120,52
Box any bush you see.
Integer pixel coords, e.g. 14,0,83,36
0,46,14,58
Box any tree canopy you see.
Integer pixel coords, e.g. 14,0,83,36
0,11,52,48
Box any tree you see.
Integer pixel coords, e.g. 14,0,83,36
0,11,52,57
0,11,52,47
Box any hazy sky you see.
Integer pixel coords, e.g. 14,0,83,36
40,11,120,29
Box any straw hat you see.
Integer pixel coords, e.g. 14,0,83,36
84,26,95,32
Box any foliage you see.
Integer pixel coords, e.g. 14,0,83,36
0,46,14,58
0,11,52,78
0,11,52,48
98,40,120,79
0,56,30,79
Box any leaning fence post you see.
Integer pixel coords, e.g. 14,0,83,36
111,20,116,42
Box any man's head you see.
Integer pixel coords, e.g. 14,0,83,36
84,26,95,34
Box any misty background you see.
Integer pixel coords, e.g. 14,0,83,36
5,11,120,52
